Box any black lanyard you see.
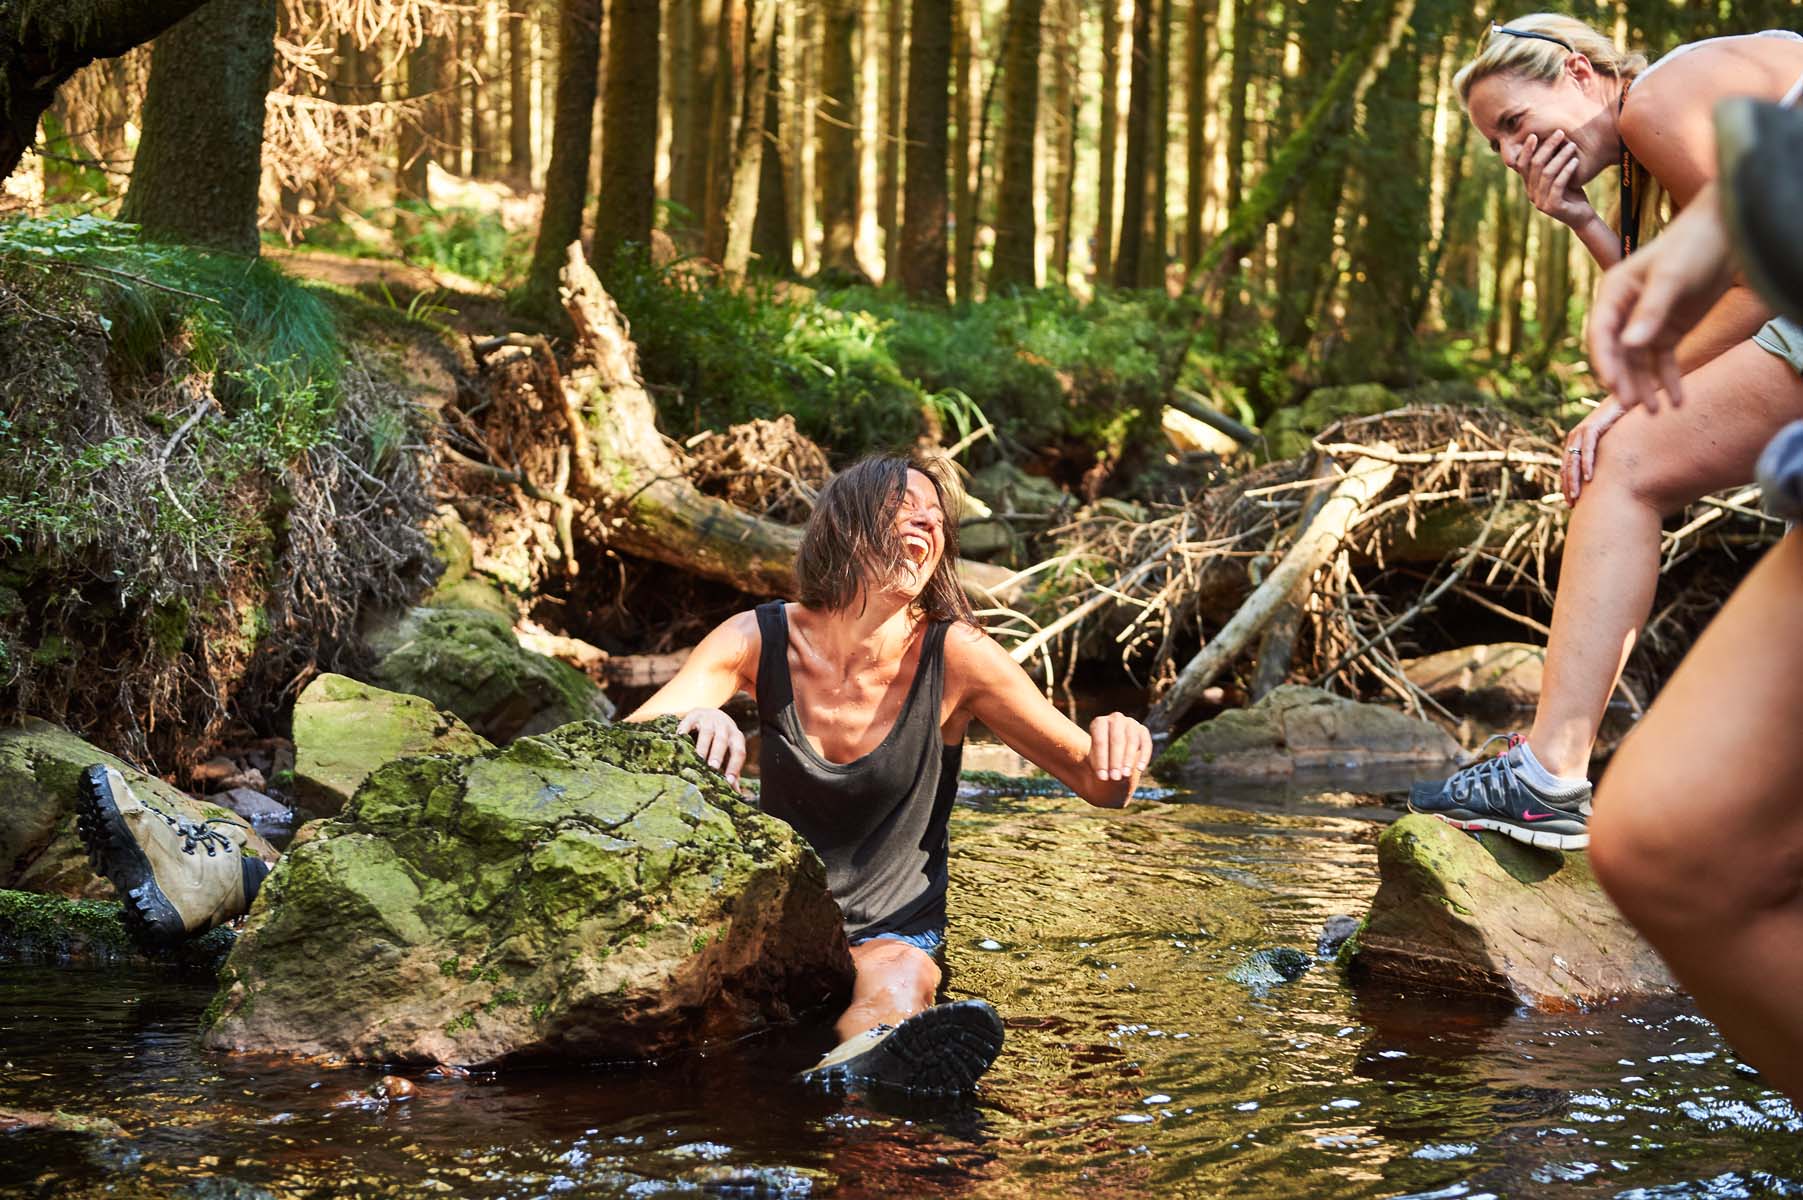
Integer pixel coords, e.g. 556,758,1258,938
1618,86,1639,257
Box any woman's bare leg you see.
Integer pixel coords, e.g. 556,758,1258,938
1526,342,1803,778
1590,530,1803,1101
834,939,940,1041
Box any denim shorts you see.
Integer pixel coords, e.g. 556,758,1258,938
851,927,946,956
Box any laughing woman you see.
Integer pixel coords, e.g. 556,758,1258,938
626,455,1153,1095
1407,16,1803,850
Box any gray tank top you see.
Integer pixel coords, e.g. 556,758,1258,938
754,601,963,941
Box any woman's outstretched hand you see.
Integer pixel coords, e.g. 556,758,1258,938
1089,713,1154,790
1562,398,1627,503
1517,131,1595,228
677,707,746,789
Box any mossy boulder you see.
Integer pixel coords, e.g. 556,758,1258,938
1342,815,1676,1007
365,605,613,743
202,720,855,1068
1400,643,1545,713
0,888,235,971
968,462,1066,516
291,674,493,818
0,719,275,899
1152,686,1461,784
1261,384,1406,461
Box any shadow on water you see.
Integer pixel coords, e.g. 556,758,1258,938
3,784,1800,1198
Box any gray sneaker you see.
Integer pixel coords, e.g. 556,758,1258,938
797,999,1005,1095
1408,735,1592,851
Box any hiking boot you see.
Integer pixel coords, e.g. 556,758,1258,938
1716,97,1803,323
1407,735,1592,851
797,999,1005,1095
75,764,270,950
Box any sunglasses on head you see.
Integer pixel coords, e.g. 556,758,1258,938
1491,22,1574,52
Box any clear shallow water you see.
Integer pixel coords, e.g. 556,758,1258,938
3,789,1800,1199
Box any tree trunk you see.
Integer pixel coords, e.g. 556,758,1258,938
703,0,744,260
1112,0,1150,288
879,0,907,281
1095,0,1126,282
1047,0,1078,282
470,10,494,177
1184,0,1209,268
857,0,882,270
899,0,952,301
1274,0,1346,351
951,0,981,302
1222,0,1251,220
118,0,275,255
796,1,820,274
509,0,534,182
988,0,1043,292
1142,0,1172,289
0,0,215,182
593,0,661,275
520,0,605,317
818,0,862,273
681,0,721,226
720,0,778,277
399,33,442,200
752,17,794,273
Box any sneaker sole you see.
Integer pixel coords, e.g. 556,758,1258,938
75,765,186,951
803,1001,1006,1096
1423,811,1589,852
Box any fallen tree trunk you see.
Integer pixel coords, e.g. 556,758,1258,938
1148,450,1398,734
553,243,1020,604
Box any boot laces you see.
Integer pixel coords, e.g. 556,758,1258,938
150,806,239,856
1450,733,1527,810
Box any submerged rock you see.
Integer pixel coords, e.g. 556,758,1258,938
203,720,854,1068
1342,815,1676,1007
291,673,493,818
0,719,275,899
0,1106,129,1138
1400,643,1545,713
1229,946,1313,990
1152,686,1461,785
365,606,614,742
1316,915,1361,957
0,888,235,971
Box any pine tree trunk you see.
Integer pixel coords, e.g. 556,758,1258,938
989,0,1043,292
721,0,778,276
899,0,952,300
819,0,862,272
1047,0,1078,282
1184,0,1209,268
879,0,907,281
797,1,820,274
703,0,745,260
683,0,721,226
399,32,443,199
1141,0,1172,289
471,9,494,178
752,17,794,273
667,0,696,213
594,0,661,274
1222,0,1251,219
119,0,276,254
522,0,605,315
509,0,534,182
952,0,981,301
1095,0,1123,280
1112,0,1151,288
1273,0,1344,350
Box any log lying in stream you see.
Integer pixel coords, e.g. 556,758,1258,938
554,244,1022,606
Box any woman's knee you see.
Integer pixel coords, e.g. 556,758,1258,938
1588,412,1703,516
850,941,941,1003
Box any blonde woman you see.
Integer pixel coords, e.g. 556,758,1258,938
1408,15,1803,849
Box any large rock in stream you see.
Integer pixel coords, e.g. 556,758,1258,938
0,719,275,899
365,605,614,743
291,673,493,818
202,720,854,1067
1153,686,1461,785
1343,815,1676,1007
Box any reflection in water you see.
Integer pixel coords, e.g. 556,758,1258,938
2,789,1798,1198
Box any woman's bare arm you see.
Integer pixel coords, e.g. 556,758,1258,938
946,625,1151,808
625,610,761,786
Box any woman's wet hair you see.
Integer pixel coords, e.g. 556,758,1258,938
795,454,977,625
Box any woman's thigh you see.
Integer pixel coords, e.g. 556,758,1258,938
848,939,942,1002
1593,341,1803,512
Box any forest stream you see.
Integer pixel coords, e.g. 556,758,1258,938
4,766,1797,1200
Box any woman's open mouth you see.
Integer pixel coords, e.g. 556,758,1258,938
901,533,933,568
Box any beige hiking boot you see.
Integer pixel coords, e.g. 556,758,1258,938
75,765,270,950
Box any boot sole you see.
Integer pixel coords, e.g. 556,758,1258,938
802,1000,1006,1096
75,765,186,951
1421,810,1589,852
